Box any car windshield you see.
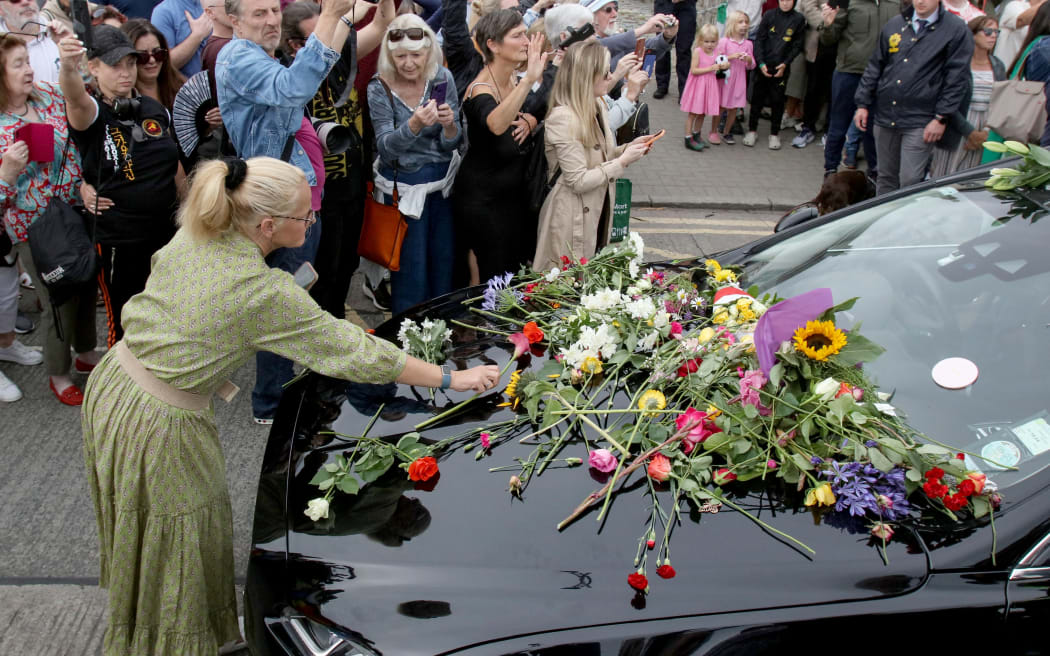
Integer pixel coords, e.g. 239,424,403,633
737,183,1050,488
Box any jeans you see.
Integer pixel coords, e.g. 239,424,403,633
380,161,455,315
653,0,697,95
823,70,878,173
251,216,322,419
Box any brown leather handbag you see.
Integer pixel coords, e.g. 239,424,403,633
357,77,407,271
358,181,407,271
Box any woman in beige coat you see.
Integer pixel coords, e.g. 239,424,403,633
533,40,651,270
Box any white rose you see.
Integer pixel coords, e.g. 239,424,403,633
304,497,330,521
546,267,560,282
814,377,839,401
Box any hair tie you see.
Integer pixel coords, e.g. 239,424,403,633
224,158,247,191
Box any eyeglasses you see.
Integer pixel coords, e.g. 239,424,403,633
134,47,168,65
601,3,618,13
275,210,317,227
387,28,426,42
981,27,1000,36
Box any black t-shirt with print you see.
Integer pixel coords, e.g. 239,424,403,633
71,94,179,246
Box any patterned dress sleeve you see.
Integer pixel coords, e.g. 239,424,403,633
249,269,407,383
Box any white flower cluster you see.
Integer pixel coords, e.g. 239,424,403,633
560,324,619,369
580,288,627,312
398,317,453,363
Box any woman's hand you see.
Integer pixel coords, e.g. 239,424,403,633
436,103,455,128
625,68,650,103
619,140,650,167
613,52,640,83
0,140,29,184
48,20,73,45
408,99,439,134
451,365,501,393
205,107,223,128
57,35,86,72
524,33,550,84
80,183,114,214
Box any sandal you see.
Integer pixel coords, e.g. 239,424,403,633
74,357,98,374
50,379,84,406
19,272,34,289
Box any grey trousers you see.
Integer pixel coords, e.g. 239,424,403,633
13,241,97,375
873,125,934,196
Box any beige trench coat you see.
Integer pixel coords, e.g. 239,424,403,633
533,104,626,271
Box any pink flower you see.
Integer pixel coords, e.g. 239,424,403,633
669,321,683,338
647,453,672,482
870,522,895,541
737,369,771,415
508,332,530,359
588,448,619,473
766,459,778,469
674,407,721,453
580,257,588,265
713,468,737,485
480,432,491,449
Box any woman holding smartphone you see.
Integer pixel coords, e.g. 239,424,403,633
533,40,651,271
367,14,461,314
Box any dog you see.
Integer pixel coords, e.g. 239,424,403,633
775,171,877,232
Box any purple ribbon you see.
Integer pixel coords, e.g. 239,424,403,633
754,288,834,375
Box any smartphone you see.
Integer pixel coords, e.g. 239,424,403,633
645,129,666,145
70,0,94,51
293,261,318,291
431,80,447,106
633,38,646,60
642,51,656,77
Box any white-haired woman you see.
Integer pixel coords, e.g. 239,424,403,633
367,14,461,314
81,156,499,655
533,40,650,270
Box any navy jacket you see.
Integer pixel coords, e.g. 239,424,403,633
854,3,974,130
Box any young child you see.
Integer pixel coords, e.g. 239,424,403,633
718,11,755,145
680,24,729,151
744,0,805,150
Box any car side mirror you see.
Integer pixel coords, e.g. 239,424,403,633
774,205,819,233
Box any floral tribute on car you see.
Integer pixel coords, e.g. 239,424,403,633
306,233,1003,597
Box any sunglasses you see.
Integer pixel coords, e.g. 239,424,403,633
981,27,1000,36
135,47,168,65
387,28,425,42
601,3,618,13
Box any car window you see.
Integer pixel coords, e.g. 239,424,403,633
738,184,1050,488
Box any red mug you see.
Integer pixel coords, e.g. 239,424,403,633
14,123,55,163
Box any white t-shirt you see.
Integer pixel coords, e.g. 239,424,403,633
0,23,61,83
996,0,1031,70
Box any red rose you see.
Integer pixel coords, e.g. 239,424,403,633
924,467,945,480
944,493,968,512
407,456,439,482
580,257,588,265
713,468,737,485
656,564,676,579
676,358,702,378
560,255,571,265
923,479,948,499
523,321,544,344
956,453,965,460
647,453,672,482
957,479,976,498
627,573,648,591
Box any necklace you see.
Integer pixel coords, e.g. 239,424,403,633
5,103,29,117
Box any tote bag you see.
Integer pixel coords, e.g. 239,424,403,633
986,37,1048,144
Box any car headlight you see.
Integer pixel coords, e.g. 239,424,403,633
266,611,378,656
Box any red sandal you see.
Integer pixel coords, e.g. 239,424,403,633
74,357,97,374
50,379,84,406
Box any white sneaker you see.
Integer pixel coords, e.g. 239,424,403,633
0,370,22,402
0,339,43,366
769,135,782,150
742,131,757,147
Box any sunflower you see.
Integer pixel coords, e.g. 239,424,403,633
638,390,667,416
793,320,848,361
705,259,722,273
499,370,523,409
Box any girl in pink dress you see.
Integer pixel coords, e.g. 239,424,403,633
718,11,755,144
680,24,729,151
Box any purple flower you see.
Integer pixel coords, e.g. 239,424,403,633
482,272,522,311
811,456,824,465
865,440,878,448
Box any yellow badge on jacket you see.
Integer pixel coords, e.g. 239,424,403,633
888,32,902,54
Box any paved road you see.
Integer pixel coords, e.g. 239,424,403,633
0,207,777,654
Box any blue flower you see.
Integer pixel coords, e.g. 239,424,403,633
811,456,824,465
865,440,878,447
482,272,521,311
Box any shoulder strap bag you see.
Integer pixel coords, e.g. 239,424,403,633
986,36,1048,143
357,77,408,271
28,132,99,340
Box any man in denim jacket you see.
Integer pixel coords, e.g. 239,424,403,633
216,0,356,424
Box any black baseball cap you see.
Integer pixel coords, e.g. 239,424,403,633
88,25,137,65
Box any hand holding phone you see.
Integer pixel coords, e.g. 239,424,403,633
644,129,666,149
634,38,646,60
431,80,447,106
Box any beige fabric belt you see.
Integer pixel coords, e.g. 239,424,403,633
114,341,212,411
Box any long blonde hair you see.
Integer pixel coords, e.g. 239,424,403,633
723,11,750,41
177,157,307,242
548,40,609,149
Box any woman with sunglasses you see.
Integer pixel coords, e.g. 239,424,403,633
368,14,461,314
121,19,184,112
58,24,185,349
929,16,1007,178
452,9,549,285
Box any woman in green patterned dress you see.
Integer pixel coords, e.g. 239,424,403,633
81,156,501,656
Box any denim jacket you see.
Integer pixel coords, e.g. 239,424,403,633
216,35,339,185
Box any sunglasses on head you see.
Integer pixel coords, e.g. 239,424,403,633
981,27,1000,36
134,47,168,64
387,28,425,42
